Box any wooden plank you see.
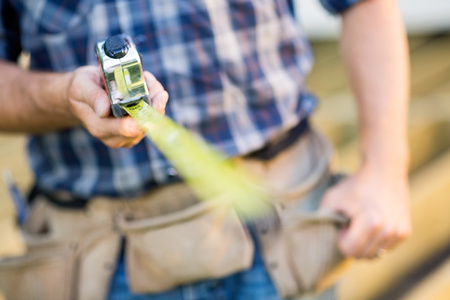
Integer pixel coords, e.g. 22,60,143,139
0,134,27,158
400,257,450,300
430,71,450,94
0,133,33,244
311,93,358,145
410,35,450,96
432,285,450,300
306,36,438,100
412,65,450,96
338,149,450,300
0,147,33,193
334,121,450,175
0,134,28,300
310,40,340,63
408,36,436,51
315,93,450,173
306,54,347,99
0,134,32,189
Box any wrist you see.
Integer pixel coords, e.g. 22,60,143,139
360,150,409,180
360,129,409,179
32,71,79,124
58,71,77,118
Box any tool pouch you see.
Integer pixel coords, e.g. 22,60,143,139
0,234,78,300
0,198,121,300
118,185,254,294
277,176,349,296
238,128,350,298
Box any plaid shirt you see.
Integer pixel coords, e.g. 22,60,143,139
0,0,364,198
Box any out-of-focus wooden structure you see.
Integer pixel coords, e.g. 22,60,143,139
0,34,449,300
309,33,450,300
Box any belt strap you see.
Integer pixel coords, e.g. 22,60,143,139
28,185,89,209
246,119,309,160
28,120,309,208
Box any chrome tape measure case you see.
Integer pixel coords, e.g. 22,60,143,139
95,34,149,118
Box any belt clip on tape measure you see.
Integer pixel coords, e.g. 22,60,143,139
95,34,149,118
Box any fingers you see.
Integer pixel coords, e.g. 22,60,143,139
338,218,378,259
69,97,145,148
144,71,169,115
67,67,168,148
363,223,410,259
152,90,169,115
338,211,411,260
360,227,396,259
102,131,146,148
320,175,411,260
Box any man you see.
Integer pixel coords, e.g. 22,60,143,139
0,0,411,299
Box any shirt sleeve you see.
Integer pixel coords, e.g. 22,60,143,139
0,0,22,62
319,0,368,14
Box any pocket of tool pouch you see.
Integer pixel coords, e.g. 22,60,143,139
280,208,348,294
118,198,254,294
0,233,79,300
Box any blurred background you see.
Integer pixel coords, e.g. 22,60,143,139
1,0,450,299
297,0,450,299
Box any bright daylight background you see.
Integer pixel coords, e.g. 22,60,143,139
1,1,450,299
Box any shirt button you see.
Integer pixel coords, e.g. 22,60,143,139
167,167,178,177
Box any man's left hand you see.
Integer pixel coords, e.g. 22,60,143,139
320,166,411,259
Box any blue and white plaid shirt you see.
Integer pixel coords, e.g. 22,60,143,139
0,0,364,199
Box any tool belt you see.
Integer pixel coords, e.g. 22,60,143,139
0,125,349,300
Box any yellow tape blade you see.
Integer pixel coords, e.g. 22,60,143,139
122,101,271,219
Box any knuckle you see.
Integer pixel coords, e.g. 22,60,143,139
339,244,354,257
120,119,143,137
383,230,396,240
129,129,144,138
89,128,104,140
397,228,411,241
123,125,143,138
366,219,382,234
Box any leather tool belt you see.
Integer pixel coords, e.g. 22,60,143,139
0,125,349,300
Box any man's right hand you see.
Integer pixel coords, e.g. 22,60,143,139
66,66,169,148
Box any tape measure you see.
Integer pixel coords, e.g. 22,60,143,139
122,100,271,219
96,34,270,219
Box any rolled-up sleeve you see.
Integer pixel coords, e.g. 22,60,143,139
0,0,22,61
319,0,368,14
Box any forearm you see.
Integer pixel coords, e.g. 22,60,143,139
341,0,409,177
0,60,78,133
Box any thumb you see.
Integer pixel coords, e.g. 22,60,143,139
73,66,111,118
